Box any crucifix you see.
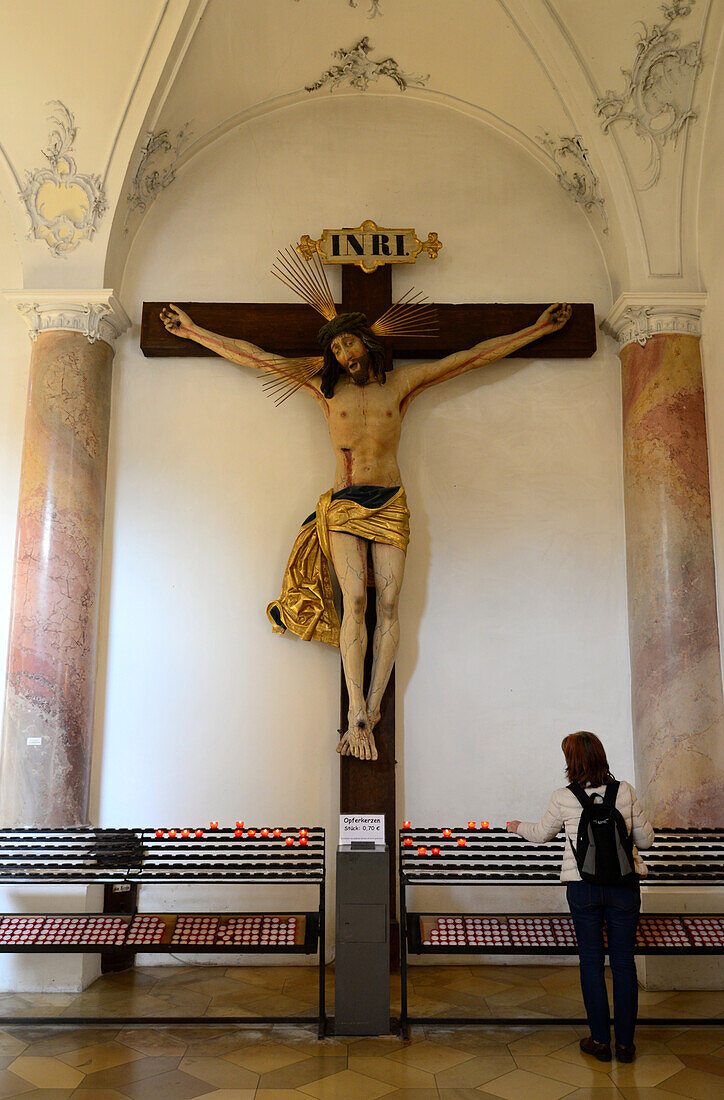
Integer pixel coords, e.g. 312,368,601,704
141,219,596,958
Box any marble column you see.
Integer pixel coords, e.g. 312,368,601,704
604,294,724,826
0,292,129,826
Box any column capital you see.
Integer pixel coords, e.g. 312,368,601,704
3,289,131,347
601,292,708,349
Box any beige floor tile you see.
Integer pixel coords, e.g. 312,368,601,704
59,1091,129,1100
255,1092,324,1099
224,1041,311,1074
552,1040,613,1070
20,1029,119,1059
343,1037,407,1057
651,1065,724,1097
2,1090,74,1100
443,976,513,997
116,1067,217,1100
0,1067,34,1097
388,1039,476,1073
637,991,678,1007
187,1091,256,1100
297,1068,396,1099
57,1040,144,1074
482,1067,576,1099
223,967,290,991
0,1034,27,1060
508,1029,581,1056
179,1053,260,1088
256,1054,347,1091
7,1055,84,1089
664,1029,724,1055
434,1052,516,1088
483,985,543,1008
347,1053,436,1088
515,1054,613,1087
616,1088,698,1099
378,1090,439,1099
608,1054,685,1089
560,1090,624,1098
116,1027,189,1058
69,1053,183,1090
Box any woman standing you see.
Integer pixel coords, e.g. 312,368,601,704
507,731,654,1063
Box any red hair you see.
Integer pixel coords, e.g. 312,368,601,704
561,731,614,787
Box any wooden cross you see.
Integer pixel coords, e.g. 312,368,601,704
142,268,596,961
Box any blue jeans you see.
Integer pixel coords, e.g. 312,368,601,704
566,880,641,1046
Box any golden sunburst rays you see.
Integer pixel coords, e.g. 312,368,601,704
260,355,324,406
371,286,439,339
271,246,337,322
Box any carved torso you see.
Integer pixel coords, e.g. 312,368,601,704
324,376,404,490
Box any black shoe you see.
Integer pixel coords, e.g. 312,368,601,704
615,1043,636,1062
579,1036,612,1062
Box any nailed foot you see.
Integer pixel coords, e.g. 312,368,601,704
336,710,378,761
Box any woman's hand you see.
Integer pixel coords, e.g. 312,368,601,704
506,820,520,834
160,303,195,338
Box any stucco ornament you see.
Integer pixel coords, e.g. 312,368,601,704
538,133,608,233
5,291,131,347
124,124,192,234
595,1,701,189
306,37,428,92
295,0,382,12
19,102,106,256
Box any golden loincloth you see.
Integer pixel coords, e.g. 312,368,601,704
266,486,410,647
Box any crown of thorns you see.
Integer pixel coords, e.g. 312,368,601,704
262,243,439,405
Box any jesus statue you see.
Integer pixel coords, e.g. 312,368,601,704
161,285,570,763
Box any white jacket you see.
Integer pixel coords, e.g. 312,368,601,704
517,780,655,882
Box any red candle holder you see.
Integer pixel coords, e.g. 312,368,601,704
480,821,490,829
431,846,440,855
209,821,219,830
467,821,476,829
285,837,294,846
235,820,244,830
299,837,308,846
168,829,177,838
417,846,427,855
155,829,164,838
234,829,243,838
247,829,256,838
402,821,412,829
260,828,269,837
181,829,190,838
273,828,282,837
457,837,467,847
403,837,413,847
442,828,452,837
194,829,204,838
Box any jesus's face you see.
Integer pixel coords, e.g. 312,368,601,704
330,333,370,385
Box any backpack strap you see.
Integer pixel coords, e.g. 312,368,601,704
568,781,592,809
602,780,620,811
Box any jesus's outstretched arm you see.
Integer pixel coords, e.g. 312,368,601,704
396,303,571,413
160,304,325,403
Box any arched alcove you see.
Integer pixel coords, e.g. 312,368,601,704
95,94,631,863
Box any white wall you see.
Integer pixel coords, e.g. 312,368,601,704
83,95,632,933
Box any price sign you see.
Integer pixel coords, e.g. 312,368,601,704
339,814,385,844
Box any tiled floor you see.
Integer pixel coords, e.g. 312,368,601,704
0,963,719,1097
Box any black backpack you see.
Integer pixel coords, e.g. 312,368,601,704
568,780,636,886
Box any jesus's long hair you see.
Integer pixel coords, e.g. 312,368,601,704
320,330,389,398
